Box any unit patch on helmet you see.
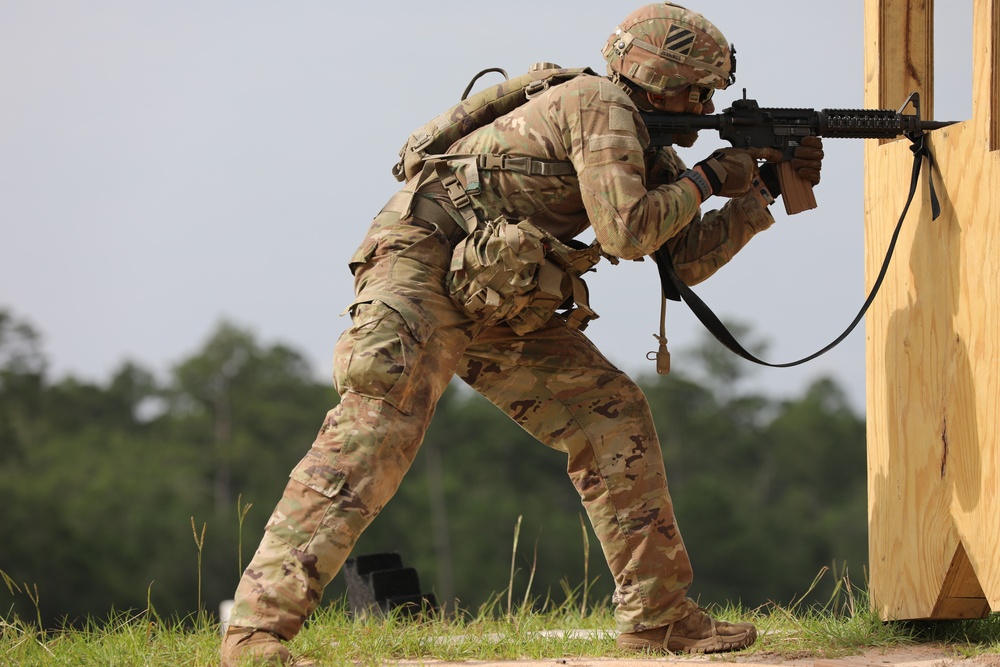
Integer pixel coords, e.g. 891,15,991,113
664,25,696,57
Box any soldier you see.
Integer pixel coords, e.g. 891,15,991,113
221,3,824,665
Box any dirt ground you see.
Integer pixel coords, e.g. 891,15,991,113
395,644,1000,667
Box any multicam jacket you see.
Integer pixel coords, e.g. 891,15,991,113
446,72,775,285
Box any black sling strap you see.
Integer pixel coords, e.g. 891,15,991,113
652,131,942,369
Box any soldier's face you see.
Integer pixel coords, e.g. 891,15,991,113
647,88,714,147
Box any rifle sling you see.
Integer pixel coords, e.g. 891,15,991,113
653,131,941,369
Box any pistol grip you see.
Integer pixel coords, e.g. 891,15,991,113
776,161,817,215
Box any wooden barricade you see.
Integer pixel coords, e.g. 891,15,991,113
864,0,1000,620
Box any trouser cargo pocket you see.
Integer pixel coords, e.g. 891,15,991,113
333,295,431,416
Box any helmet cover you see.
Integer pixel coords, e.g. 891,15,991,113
603,2,735,95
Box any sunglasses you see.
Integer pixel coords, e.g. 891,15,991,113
660,84,715,103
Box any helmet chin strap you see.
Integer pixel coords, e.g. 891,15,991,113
687,89,704,115
610,72,659,112
608,70,631,96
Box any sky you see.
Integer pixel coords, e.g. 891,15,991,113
0,1,974,413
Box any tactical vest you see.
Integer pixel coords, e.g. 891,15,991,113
388,64,611,334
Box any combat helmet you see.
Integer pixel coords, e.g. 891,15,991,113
603,2,736,98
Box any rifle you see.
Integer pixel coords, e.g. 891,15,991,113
640,91,956,215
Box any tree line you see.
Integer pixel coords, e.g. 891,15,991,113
0,308,867,628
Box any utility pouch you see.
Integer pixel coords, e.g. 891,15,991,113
447,218,604,335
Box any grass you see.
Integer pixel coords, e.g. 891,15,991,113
3,577,999,666
3,520,998,665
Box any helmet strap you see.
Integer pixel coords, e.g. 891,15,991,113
608,70,632,96
610,72,658,111
687,88,704,115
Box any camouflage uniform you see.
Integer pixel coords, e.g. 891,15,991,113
228,72,774,638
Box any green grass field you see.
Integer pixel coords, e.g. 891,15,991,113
4,574,999,667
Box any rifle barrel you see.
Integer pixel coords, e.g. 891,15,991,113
820,109,957,138
640,107,958,146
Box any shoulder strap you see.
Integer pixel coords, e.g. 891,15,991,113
392,65,596,183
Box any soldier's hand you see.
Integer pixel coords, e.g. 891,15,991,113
691,147,782,199
789,135,824,185
758,136,825,198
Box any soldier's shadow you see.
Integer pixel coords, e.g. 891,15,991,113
873,156,981,604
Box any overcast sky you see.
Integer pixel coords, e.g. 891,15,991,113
0,2,974,413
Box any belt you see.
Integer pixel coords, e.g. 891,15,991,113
381,191,467,246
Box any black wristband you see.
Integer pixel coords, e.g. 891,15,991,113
679,169,713,199
693,156,725,193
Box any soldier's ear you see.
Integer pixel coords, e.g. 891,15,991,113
647,91,667,107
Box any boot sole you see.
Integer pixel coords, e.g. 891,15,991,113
617,627,757,655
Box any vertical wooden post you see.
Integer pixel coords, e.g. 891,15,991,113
865,0,934,120
865,0,1000,620
988,0,1000,151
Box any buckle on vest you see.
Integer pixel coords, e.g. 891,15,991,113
479,154,507,171
439,172,471,209
525,79,550,99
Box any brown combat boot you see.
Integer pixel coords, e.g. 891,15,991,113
617,606,757,655
220,625,315,666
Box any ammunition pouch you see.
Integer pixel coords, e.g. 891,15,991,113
447,218,602,335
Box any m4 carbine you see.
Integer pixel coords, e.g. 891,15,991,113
640,91,956,215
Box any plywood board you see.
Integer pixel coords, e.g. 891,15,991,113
864,0,999,620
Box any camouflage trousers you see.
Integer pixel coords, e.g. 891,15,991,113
229,218,696,638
